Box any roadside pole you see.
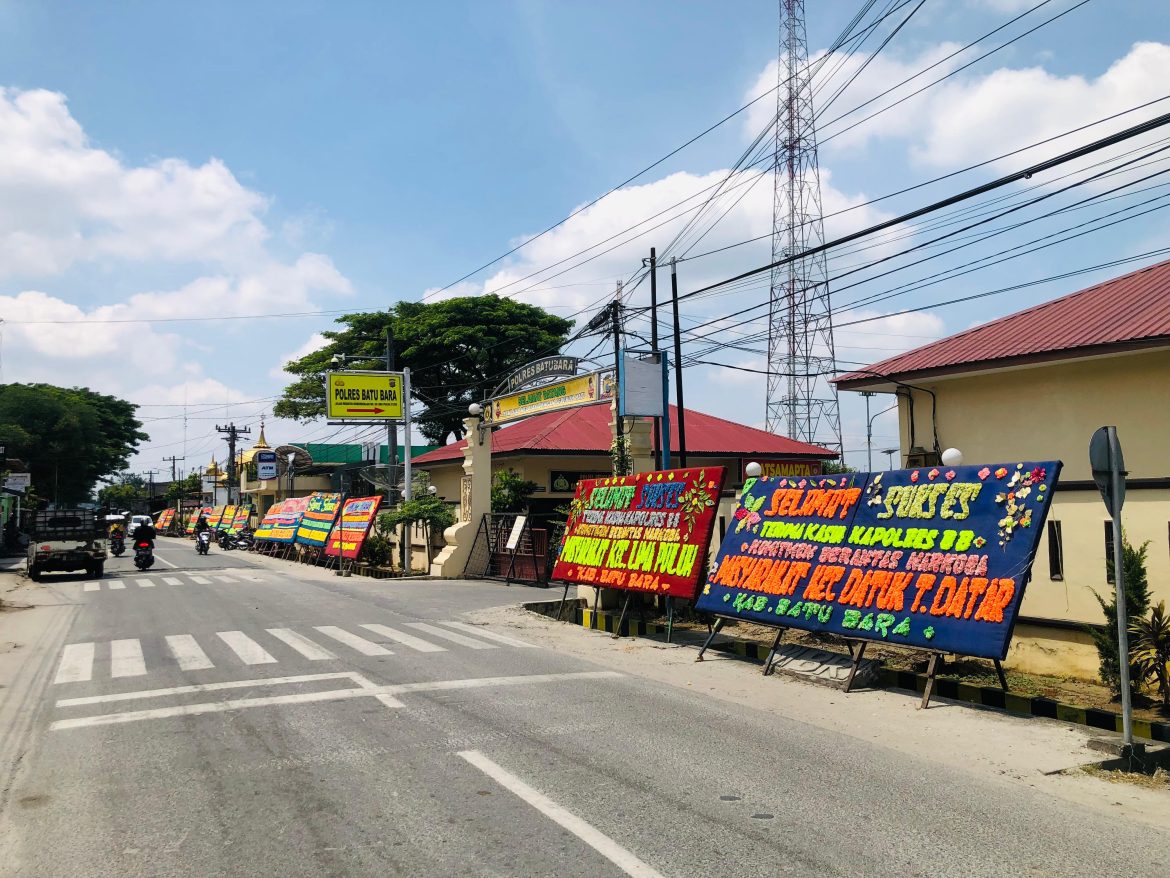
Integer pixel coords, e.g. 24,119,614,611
670,258,687,467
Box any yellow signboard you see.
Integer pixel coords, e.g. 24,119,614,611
326,371,404,420
488,370,613,425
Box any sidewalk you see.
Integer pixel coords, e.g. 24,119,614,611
473,601,1170,832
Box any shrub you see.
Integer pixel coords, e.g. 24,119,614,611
1131,601,1170,711
1089,538,1151,700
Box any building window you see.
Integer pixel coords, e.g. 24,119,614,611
1105,521,1115,583
1047,521,1063,581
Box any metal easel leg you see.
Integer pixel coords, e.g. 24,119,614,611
612,594,632,639
994,659,1009,692
695,618,725,662
762,628,785,676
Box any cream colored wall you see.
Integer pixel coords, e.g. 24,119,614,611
876,348,1170,678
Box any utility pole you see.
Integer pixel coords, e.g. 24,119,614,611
611,282,625,474
670,258,687,468
163,455,184,492
385,309,398,503
647,247,662,467
216,423,251,505
861,391,876,472
142,470,159,505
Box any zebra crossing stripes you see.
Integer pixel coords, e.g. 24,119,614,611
266,628,336,660
165,635,214,671
51,622,534,684
55,643,95,684
163,577,183,586
218,631,278,665
80,571,260,591
83,581,100,592
135,578,155,588
360,624,447,653
107,580,125,590
314,626,392,656
405,622,496,650
189,576,212,585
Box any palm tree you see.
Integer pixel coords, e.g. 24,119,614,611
1131,601,1170,711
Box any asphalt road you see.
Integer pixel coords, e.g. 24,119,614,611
1,536,1168,877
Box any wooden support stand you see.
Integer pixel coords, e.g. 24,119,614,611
843,641,868,693
695,617,725,661
761,628,785,676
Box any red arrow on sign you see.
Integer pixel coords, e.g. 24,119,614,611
345,407,385,414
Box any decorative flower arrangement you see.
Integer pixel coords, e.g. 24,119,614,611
978,467,991,481
910,470,920,483
677,468,716,538
865,472,885,507
993,463,1046,547
734,493,766,534
927,468,940,481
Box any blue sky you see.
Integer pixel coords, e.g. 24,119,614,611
0,0,1168,476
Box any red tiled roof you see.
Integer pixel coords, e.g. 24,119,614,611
835,258,1170,388
412,404,837,465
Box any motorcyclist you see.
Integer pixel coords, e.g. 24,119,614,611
109,522,125,540
194,514,210,535
132,519,156,548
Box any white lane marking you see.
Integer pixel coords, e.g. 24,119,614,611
107,580,125,590
214,575,239,583
405,622,496,650
314,626,392,656
135,578,155,588
217,631,277,665
458,750,665,878
51,671,622,730
83,582,101,592
266,628,336,661
438,621,535,649
360,623,447,653
150,551,178,569
110,639,147,677
163,577,183,586
58,672,359,706
165,635,214,671
189,575,212,585
54,643,95,684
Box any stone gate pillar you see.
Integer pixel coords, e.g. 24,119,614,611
430,415,491,576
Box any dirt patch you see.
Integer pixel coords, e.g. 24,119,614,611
1079,766,1170,792
658,612,1170,724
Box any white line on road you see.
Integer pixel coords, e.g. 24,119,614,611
107,580,125,590
266,628,336,660
439,621,535,648
163,577,183,586
314,626,393,656
57,672,360,707
405,622,496,649
51,671,622,730
136,578,155,588
217,631,277,664
110,639,147,677
150,551,179,569
458,750,665,878
54,643,95,684
165,634,214,671
189,576,212,585
360,623,447,653
83,582,100,592
214,575,239,583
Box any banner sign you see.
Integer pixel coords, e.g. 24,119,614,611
254,502,285,541
325,496,382,560
743,459,823,479
501,356,579,394
552,467,727,599
185,506,213,534
206,506,226,530
295,492,342,547
155,508,175,530
695,461,1062,660
227,505,252,534
487,370,613,425
217,505,237,531
326,371,405,420
266,496,311,543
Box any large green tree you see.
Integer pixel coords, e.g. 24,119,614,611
275,295,574,443
0,384,148,504
98,472,147,510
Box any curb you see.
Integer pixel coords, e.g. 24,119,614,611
525,600,1170,745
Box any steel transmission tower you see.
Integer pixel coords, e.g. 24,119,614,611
765,0,843,456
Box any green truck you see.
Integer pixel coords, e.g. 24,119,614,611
27,508,107,580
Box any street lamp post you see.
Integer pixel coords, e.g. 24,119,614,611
866,401,898,473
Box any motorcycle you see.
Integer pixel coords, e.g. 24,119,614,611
217,530,234,551
133,540,155,570
232,531,256,551
196,530,212,555
110,535,125,557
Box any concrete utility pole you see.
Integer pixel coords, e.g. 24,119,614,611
216,424,252,505
142,470,159,503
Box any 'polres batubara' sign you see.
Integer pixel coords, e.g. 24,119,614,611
552,467,727,599
696,461,1062,660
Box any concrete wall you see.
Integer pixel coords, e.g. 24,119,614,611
870,347,1170,678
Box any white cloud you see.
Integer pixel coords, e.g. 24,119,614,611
0,87,269,278
270,332,329,379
